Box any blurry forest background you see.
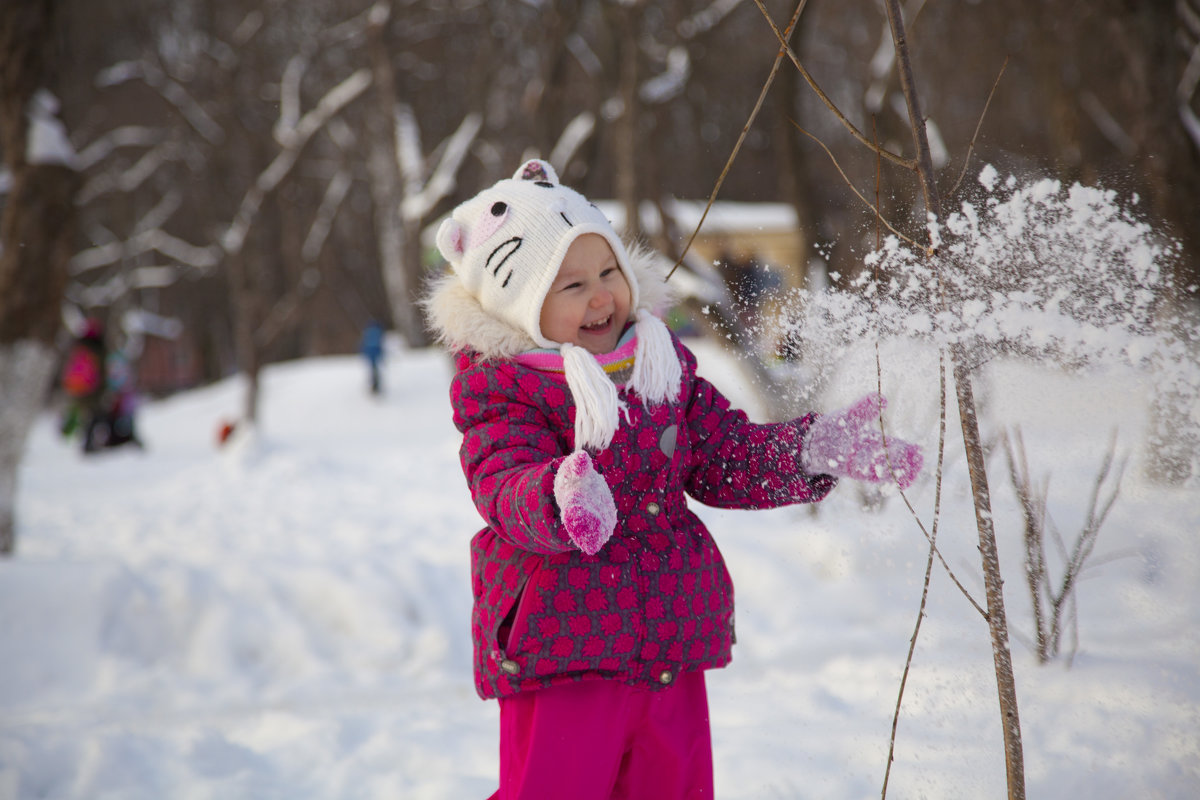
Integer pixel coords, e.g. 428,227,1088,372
4,0,1200,403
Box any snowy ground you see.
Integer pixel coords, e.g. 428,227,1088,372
2,339,1197,799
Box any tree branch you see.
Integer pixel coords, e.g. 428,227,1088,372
946,55,1009,200
221,68,371,256
666,0,808,281
751,0,913,170
791,120,924,250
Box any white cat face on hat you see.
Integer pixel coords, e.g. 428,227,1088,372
436,159,637,348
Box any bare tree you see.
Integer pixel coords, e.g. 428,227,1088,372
1004,427,1127,665
0,0,79,554
880,3,1027,794
69,3,379,424
366,0,481,348
743,1,1030,794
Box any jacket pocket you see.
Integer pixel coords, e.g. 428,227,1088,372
497,568,537,655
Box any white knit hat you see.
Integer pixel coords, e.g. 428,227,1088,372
436,159,681,451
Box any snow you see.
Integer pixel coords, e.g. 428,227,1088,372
26,91,77,169
640,47,691,104
3,338,1198,799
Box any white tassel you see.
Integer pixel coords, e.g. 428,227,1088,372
629,311,682,404
562,343,624,451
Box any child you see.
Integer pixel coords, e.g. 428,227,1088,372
59,318,109,453
360,320,385,395
426,159,922,799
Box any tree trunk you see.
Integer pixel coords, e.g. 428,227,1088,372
0,0,78,554
612,1,642,241
367,10,424,347
882,1,1027,797
228,249,261,424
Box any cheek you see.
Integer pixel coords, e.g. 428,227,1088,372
540,295,580,337
616,275,633,309
616,282,633,315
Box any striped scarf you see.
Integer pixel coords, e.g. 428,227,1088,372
514,325,638,385
513,312,682,451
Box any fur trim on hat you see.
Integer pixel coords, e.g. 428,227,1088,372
423,240,677,362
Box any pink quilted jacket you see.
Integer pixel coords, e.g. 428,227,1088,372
451,334,836,699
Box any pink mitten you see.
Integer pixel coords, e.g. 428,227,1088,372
553,450,617,555
801,393,923,489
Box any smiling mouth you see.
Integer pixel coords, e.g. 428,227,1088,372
581,315,612,333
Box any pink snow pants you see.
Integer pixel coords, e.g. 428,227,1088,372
487,671,714,800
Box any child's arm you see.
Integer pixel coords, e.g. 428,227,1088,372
683,373,922,507
678,341,920,507
453,362,608,555
683,371,837,509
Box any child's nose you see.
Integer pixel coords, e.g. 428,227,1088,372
590,288,612,307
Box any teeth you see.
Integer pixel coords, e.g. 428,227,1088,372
583,316,610,331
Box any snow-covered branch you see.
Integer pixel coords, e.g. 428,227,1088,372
640,47,690,104
96,60,223,145
302,168,353,262
400,111,482,222
133,190,183,236
678,0,744,40
65,265,181,307
1179,14,1200,152
71,227,220,276
549,112,596,175
222,68,372,255
78,139,195,204
395,102,424,199
1081,91,1136,156
275,55,306,146
75,126,164,170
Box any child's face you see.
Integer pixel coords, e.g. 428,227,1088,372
539,234,632,355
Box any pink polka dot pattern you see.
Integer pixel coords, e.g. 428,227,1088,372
450,336,836,700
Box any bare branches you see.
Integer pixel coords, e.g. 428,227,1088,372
221,68,372,256
881,349,947,799
1176,0,1200,152
302,168,353,263
882,0,940,222
1003,426,1127,665
869,1,1025,796
96,60,223,145
70,226,220,277
751,0,913,170
666,0,808,281
791,120,925,250
399,110,484,223
548,111,596,176
946,56,1009,200
75,125,164,170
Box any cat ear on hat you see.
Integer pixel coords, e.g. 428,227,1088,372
514,159,559,185
436,218,465,264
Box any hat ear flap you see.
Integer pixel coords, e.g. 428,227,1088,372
437,218,466,263
514,158,559,185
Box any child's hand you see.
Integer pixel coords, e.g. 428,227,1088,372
801,393,923,489
553,450,617,555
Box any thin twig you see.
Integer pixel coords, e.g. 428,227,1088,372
880,341,976,791
665,0,808,281
877,106,952,793
1004,427,1049,661
946,55,1010,200
751,0,914,170
790,121,924,250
